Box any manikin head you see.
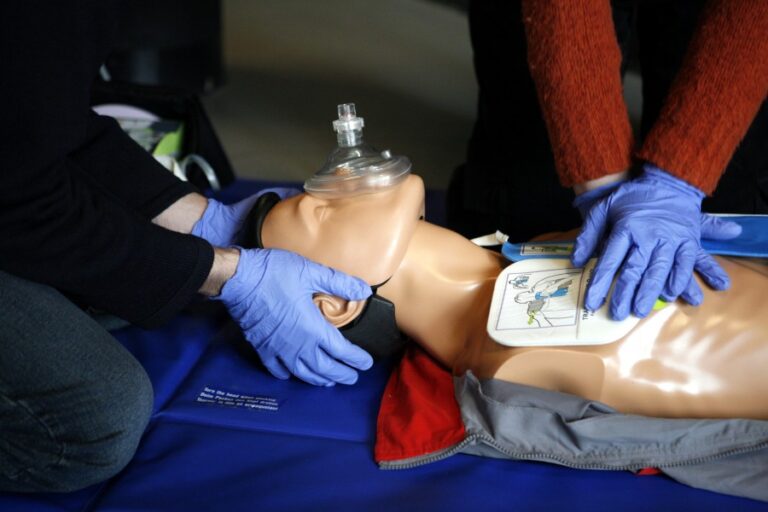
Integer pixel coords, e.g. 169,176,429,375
247,172,507,363
261,174,426,286
251,174,427,357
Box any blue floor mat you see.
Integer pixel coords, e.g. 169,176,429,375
85,419,768,512
4,303,766,511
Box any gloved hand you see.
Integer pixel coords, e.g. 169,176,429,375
571,165,740,320
574,180,743,252
215,247,374,386
675,212,743,306
192,188,300,247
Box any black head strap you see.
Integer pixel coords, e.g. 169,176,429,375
241,192,281,249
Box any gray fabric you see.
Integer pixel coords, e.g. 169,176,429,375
456,372,768,502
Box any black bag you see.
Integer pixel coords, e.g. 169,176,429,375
90,79,235,191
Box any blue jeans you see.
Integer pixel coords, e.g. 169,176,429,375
0,271,153,492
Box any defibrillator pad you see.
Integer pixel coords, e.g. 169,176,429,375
487,258,641,347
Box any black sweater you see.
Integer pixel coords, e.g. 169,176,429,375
0,1,214,327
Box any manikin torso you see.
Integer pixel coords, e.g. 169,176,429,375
261,175,768,420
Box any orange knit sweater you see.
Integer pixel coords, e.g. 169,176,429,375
521,0,768,194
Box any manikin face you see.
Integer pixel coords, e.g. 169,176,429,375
261,174,426,285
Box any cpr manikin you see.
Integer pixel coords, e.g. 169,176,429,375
258,172,768,420
244,105,768,502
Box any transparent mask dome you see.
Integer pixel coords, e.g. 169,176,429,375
304,103,412,198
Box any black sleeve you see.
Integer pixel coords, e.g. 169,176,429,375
71,112,199,220
0,1,214,327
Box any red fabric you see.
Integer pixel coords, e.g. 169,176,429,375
636,468,662,477
375,345,466,463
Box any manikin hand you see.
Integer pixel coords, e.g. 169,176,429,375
192,188,300,247
571,165,741,320
215,248,374,386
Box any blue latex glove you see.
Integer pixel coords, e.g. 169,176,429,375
215,247,374,386
574,182,743,242
192,188,300,247
699,213,744,241
677,213,743,304
571,165,738,320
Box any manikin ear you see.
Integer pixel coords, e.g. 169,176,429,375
312,293,366,328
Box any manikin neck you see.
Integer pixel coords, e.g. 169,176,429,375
377,221,506,369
